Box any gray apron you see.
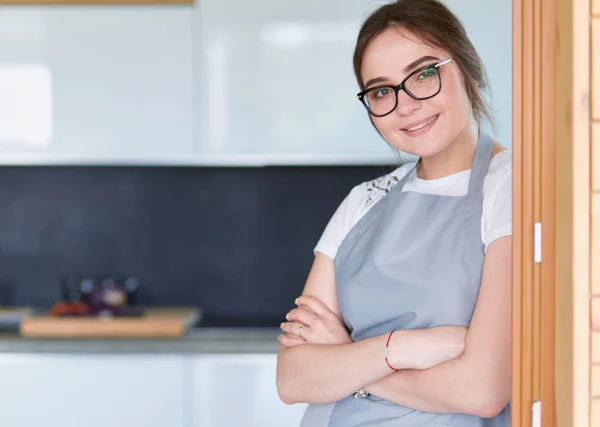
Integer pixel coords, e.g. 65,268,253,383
300,132,510,427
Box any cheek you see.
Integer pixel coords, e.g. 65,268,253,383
440,73,471,114
430,82,471,128
371,116,398,138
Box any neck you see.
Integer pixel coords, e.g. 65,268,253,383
416,119,479,180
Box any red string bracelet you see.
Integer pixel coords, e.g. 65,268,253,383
384,330,399,372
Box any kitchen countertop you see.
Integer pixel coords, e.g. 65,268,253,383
0,327,282,354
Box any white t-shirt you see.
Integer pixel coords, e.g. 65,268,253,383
314,150,512,259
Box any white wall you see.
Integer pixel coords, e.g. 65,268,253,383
443,0,513,146
0,0,511,166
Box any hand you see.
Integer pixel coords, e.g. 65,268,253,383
278,295,352,348
389,326,467,370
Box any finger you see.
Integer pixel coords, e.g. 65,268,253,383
280,321,307,337
278,334,305,348
287,307,318,326
278,332,305,343
285,306,315,322
295,295,332,317
298,304,316,314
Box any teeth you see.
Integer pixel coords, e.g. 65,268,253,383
407,116,437,132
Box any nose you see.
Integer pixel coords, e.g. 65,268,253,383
395,90,421,117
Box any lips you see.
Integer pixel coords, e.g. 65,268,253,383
402,115,439,132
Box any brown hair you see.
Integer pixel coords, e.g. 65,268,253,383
353,0,493,126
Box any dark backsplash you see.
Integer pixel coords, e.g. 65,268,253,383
0,165,392,327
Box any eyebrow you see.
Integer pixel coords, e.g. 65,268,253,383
404,55,441,73
363,55,441,89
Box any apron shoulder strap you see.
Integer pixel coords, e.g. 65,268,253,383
466,131,494,206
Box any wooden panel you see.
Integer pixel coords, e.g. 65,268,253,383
512,0,530,425
594,193,600,294
593,297,600,329
594,367,600,397
514,0,557,424
593,332,600,364
594,122,600,192
594,19,600,120
593,399,600,427
555,0,591,425
540,0,557,423
512,0,525,425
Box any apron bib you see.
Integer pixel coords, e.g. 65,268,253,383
301,132,511,427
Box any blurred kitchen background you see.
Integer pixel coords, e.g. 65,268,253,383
0,0,511,426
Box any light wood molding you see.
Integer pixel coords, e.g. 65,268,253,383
592,332,600,364
540,171,558,419
513,0,558,425
593,297,600,329
540,0,558,425
593,399,600,427
555,1,591,427
594,19,600,120
594,122,600,192
512,0,528,423
594,193,600,295
594,366,600,397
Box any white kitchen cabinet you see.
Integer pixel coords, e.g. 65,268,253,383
0,354,190,427
0,6,194,165
192,0,397,166
192,354,307,427
0,0,511,166
191,0,512,165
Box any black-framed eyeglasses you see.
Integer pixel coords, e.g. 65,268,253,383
357,58,453,117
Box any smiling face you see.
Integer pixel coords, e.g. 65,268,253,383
360,27,473,159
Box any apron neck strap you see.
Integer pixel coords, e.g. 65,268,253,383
395,130,494,197
466,130,494,203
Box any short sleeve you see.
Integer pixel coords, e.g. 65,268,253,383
481,163,512,252
313,184,368,259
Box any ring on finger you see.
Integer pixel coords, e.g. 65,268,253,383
298,324,304,337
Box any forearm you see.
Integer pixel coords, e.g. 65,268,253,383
365,355,470,413
364,353,509,418
276,335,394,405
365,238,513,418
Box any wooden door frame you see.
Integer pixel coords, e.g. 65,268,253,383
513,0,592,426
512,0,553,424
553,0,592,425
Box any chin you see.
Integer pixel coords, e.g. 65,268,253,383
387,135,448,159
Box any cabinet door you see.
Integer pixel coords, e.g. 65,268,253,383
192,0,396,165
0,354,190,427
192,354,307,427
0,6,193,164
193,0,513,165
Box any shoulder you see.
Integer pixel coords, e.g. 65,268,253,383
481,150,512,251
483,150,512,200
349,162,416,210
312,163,414,259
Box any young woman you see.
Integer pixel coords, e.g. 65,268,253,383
276,1,512,426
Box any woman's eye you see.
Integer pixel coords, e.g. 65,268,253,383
418,68,438,80
372,88,392,99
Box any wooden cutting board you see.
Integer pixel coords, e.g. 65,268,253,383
19,307,201,338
